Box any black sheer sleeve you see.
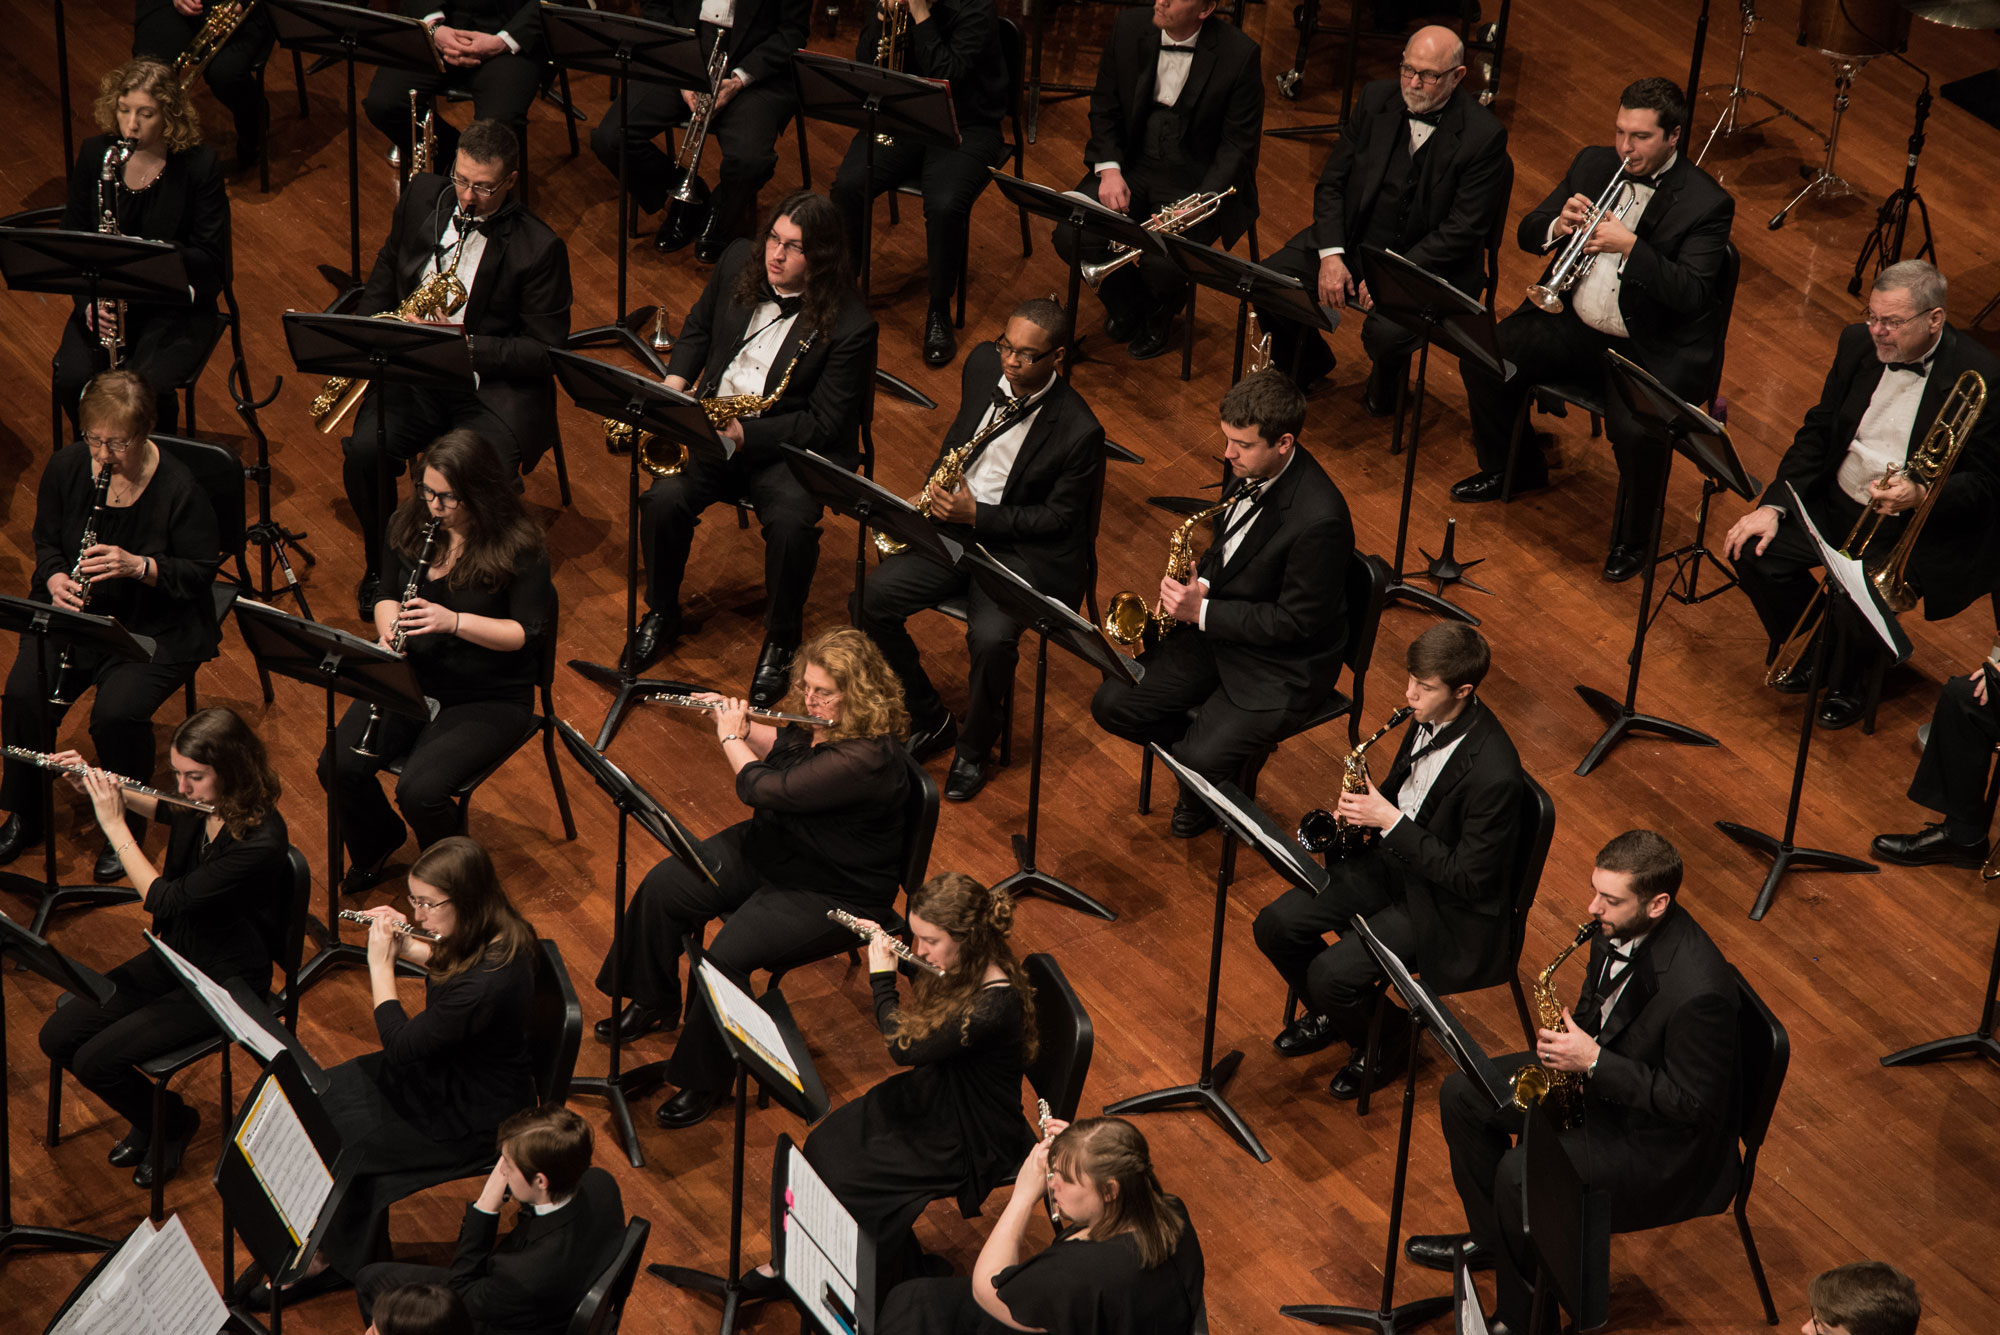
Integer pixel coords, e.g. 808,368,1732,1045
880,982,1021,1069
736,734,895,814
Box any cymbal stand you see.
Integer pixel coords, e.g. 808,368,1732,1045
1849,84,1935,296
1769,55,1868,230
1695,1,1822,165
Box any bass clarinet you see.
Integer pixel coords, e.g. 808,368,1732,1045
354,519,443,757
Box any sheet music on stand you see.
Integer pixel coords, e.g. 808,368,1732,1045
777,1140,864,1334
45,1214,228,1335
144,933,283,1063
1454,1251,1490,1335
1350,912,1511,1109
234,1076,335,1249
1787,483,1908,659
697,959,803,1092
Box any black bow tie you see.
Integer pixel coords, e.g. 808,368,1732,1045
1619,167,1665,187
993,387,1023,412
1408,107,1444,128
1886,359,1929,375
757,280,803,318
1161,38,1196,54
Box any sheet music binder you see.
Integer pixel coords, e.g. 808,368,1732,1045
769,1133,876,1335
214,1051,357,1288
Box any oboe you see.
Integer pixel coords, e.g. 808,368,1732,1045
649,693,834,729
825,908,946,976
1037,1097,1062,1229
2,747,216,812
337,909,441,942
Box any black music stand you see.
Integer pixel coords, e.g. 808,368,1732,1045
1573,352,1756,778
550,350,730,751
542,7,705,326
780,445,964,629
988,173,1172,372
0,594,156,936
1279,911,1503,1333
1716,486,1902,920
1519,1100,1611,1335
1107,755,1326,1162
962,546,1134,921
0,230,193,356
648,968,829,1335
151,933,331,1091
1361,246,1514,626
1158,235,1333,385
555,718,719,1168
232,598,431,994
267,0,442,292
791,52,960,302
769,1132,877,1335
1881,899,2000,1071
0,912,116,1261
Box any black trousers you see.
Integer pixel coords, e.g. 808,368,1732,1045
588,76,793,217
1051,168,1222,328
857,548,1039,761
0,643,195,821
1089,630,1301,788
1908,671,2000,837
38,951,221,1137
345,387,522,577
1732,489,1891,689
363,53,545,161
1254,228,1421,388
830,125,1003,312
1252,856,1420,1048
638,447,828,645
54,307,220,439
316,696,532,865
133,0,275,153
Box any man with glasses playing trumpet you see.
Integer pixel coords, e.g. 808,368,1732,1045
857,298,1105,802
1724,260,2000,732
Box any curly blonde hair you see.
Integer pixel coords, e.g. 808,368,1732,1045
93,59,203,155
888,872,1038,1060
787,627,909,743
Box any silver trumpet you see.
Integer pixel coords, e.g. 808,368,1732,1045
826,908,946,976
1526,156,1639,315
337,909,442,942
1080,188,1236,288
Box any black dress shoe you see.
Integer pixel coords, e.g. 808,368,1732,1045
94,839,126,885
1271,1011,1341,1058
1104,309,1143,343
922,310,957,367
625,610,679,672
944,753,988,802
1818,691,1864,731
1170,797,1217,839
656,1086,725,1129
594,1001,671,1044
356,573,381,622
1871,824,1991,868
693,228,729,264
1362,366,1399,417
1768,663,1814,694
1328,1042,1407,1100
247,1265,350,1307
737,1267,786,1301
1449,469,1544,503
1601,544,1646,584
749,640,796,709
108,1127,150,1168
1405,1233,1490,1273
906,713,959,763
1127,314,1176,361
0,813,42,866
133,1104,199,1189
340,830,407,896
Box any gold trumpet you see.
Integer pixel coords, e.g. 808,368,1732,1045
1102,476,1266,649
173,0,260,88
1080,188,1237,288
874,394,1031,557
618,330,820,478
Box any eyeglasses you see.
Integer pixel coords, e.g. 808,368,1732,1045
448,172,509,198
1398,63,1458,86
1862,307,1937,331
416,483,462,509
85,433,136,455
994,337,1056,366
800,684,843,703
409,895,452,911
766,232,807,258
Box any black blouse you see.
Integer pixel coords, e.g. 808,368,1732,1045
738,727,909,906
145,807,289,994
31,442,221,664
372,939,535,1143
64,134,230,310
379,542,555,709
995,1208,1206,1335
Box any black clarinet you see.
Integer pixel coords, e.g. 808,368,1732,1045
50,462,114,704
354,519,442,757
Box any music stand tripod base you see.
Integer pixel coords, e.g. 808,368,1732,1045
1572,686,1720,778
1715,819,1878,921
1103,1048,1268,1163
1880,907,2000,1069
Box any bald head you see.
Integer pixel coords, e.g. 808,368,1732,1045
1400,25,1466,113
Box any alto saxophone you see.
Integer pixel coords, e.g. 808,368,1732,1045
1102,476,1267,649
50,462,114,705
1295,707,1416,857
622,330,820,478
874,394,1031,557
173,0,260,89
310,215,476,434
1509,921,1598,1132
354,518,443,758
97,139,134,368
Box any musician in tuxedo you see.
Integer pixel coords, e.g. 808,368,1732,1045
829,0,1009,366
364,1,548,164
1454,77,1734,586
1252,624,1524,1099
1254,26,1511,408
633,190,878,706
1723,261,2000,730
857,298,1106,802
1805,1262,1923,1335
343,119,571,614
1090,369,1353,836
1051,0,1263,361
133,0,277,171
355,1107,627,1335
1871,650,2000,869
587,0,809,260
1407,830,1740,1333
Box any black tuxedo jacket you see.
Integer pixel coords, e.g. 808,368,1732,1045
1571,905,1740,1230
449,1166,626,1335
1376,702,1525,993
925,343,1105,604
404,0,546,55
667,238,878,462
1191,448,1353,713
851,0,1008,129
359,173,573,467
1084,8,1264,243
65,135,230,312
1303,81,1510,296
1762,321,2000,620
1517,147,1734,400
646,0,810,86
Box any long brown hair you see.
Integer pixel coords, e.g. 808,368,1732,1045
93,59,203,154
788,627,909,743
386,430,544,590
729,190,852,338
410,837,536,982
887,873,1037,1060
1049,1118,1187,1268
171,708,281,839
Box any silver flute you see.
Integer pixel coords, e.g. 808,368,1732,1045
825,908,946,976
1037,1096,1062,1229
4,747,216,812
650,693,833,728
337,909,442,942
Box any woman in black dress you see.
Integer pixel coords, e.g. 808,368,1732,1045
37,706,287,1189
0,370,221,882
593,625,912,1130
55,57,230,435
880,1117,1207,1335
317,428,555,889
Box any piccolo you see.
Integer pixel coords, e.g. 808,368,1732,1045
1037,1097,1062,1229
825,908,946,976
648,693,833,728
3,747,215,813
337,909,442,942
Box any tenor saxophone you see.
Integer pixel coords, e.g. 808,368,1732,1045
1509,921,1598,1131
1101,476,1267,648
873,394,1031,557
